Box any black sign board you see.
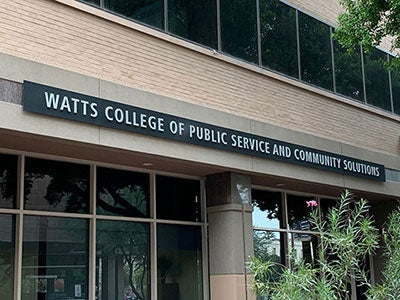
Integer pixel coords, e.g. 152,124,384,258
23,81,386,182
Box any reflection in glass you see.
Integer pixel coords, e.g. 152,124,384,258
97,167,150,218
24,157,90,213
299,12,333,90
96,220,150,300
334,42,364,101
260,0,298,78
104,0,163,29
168,0,217,48
253,230,285,265
156,175,201,222
220,0,258,63
364,48,391,111
288,232,318,264
157,224,202,300
252,190,282,229
390,59,400,115
0,153,18,209
319,198,338,222
287,194,314,231
22,216,88,300
0,214,14,300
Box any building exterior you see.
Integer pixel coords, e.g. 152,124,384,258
0,0,400,300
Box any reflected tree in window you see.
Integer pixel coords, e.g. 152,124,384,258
260,0,298,78
24,157,90,213
97,220,150,300
0,154,18,209
97,167,150,218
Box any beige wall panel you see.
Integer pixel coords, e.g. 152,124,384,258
0,0,400,159
285,0,342,25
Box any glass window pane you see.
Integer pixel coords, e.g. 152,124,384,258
253,230,285,265
104,0,164,29
0,214,15,300
252,190,283,229
334,42,364,101
364,48,391,111
287,194,316,231
81,0,100,5
220,0,258,63
24,157,90,213
157,224,203,300
168,0,217,49
96,220,150,300
299,12,333,90
319,198,338,221
156,175,201,222
288,232,318,264
22,216,88,300
97,167,150,218
390,59,400,115
260,0,298,78
0,153,18,209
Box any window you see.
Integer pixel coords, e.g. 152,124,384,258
24,157,90,213
260,0,298,78
299,12,334,91
220,0,258,63
0,154,18,209
168,0,217,49
364,48,391,111
390,59,400,115
0,214,15,300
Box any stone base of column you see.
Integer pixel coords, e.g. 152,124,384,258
210,274,256,300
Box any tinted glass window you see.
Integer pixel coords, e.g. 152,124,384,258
260,0,298,78
252,190,283,229
156,175,201,222
220,0,258,63
334,42,364,101
364,48,391,111
299,12,333,90
81,0,100,5
0,154,18,209
96,220,150,300
157,224,202,300
287,194,315,231
253,230,285,265
97,167,150,218
168,0,217,49
24,157,90,213
22,216,88,300
104,0,163,29
0,214,14,300
391,64,400,115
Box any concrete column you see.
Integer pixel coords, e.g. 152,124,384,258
206,172,255,300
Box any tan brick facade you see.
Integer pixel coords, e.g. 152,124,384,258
0,0,399,157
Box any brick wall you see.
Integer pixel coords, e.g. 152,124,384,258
0,0,399,157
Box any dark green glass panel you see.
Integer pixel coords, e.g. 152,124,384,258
104,0,163,29
287,194,314,231
391,63,400,115
156,175,201,222
22,216,88,300
364,48,391,111
97,167,150,218
157,224,202,300
80,0,100,5
168,0,217,49
24,157,90,213
0,153,18,209
96,220,150,300
0,214,15,300
299,12,333,90
260,0,298,78
220,0,258,63
334,42,364,101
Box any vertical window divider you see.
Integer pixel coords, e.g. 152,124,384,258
256,0,262,67
216,0,221,51
360,45,367,104
164,0,168,32
89,164,96,300
330,27,337,93
14,154,24,300
200,179,210,300
150,173,157,300
295,10,301,81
